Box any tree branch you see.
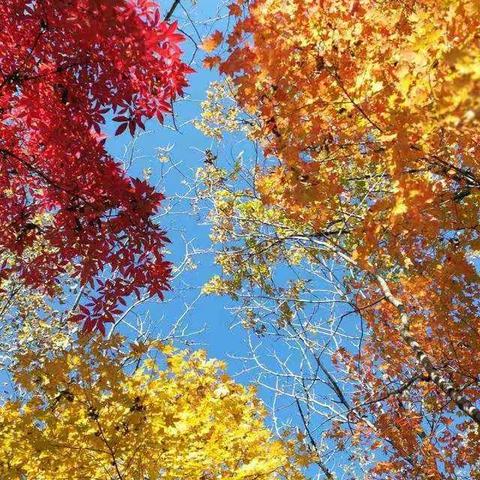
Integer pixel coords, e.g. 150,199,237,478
295,398,335,480
164,0,181,21
375,274,480,425
319,239,480,425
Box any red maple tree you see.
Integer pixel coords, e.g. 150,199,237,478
0,0,192,332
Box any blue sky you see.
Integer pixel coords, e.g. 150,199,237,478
104,3,356,476
105,1,254,371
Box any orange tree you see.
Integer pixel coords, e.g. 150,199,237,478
200,0,480,477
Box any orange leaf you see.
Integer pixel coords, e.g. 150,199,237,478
201,31,223,53
228,3,242,16
203,55,221,70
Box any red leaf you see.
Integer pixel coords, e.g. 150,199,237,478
115,122,128,135
1,0,180,334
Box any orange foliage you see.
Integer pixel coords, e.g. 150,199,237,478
201,30,224,53
221,0,480,476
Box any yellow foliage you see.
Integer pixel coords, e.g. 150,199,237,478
0,238,76,376
0,336,309,479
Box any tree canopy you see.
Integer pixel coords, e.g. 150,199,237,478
1,0,480,478
0,0,192,332
0,336,308,479
197,0,480,477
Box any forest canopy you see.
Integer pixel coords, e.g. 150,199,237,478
0,0,479,479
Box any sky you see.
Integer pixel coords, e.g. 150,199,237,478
105,1,255,375
101,2,356,476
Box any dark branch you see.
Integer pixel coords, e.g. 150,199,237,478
295,398,335,480
164,0,181,21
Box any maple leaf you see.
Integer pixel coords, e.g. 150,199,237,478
201,30,223,52
228,3,243,16
203,55,222,70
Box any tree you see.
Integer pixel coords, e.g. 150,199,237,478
198,0,480,477
0,0,193,332
0,247,75,374
0,335,309,479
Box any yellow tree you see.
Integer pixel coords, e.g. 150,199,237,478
199,0,480,477
0,242,75,375
0,335,310,480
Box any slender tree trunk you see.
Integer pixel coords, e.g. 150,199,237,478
316,239,480,425
375,274,480,425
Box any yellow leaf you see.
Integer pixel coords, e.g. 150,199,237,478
391,197,408,216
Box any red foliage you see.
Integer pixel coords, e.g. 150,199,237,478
0,0,193,332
